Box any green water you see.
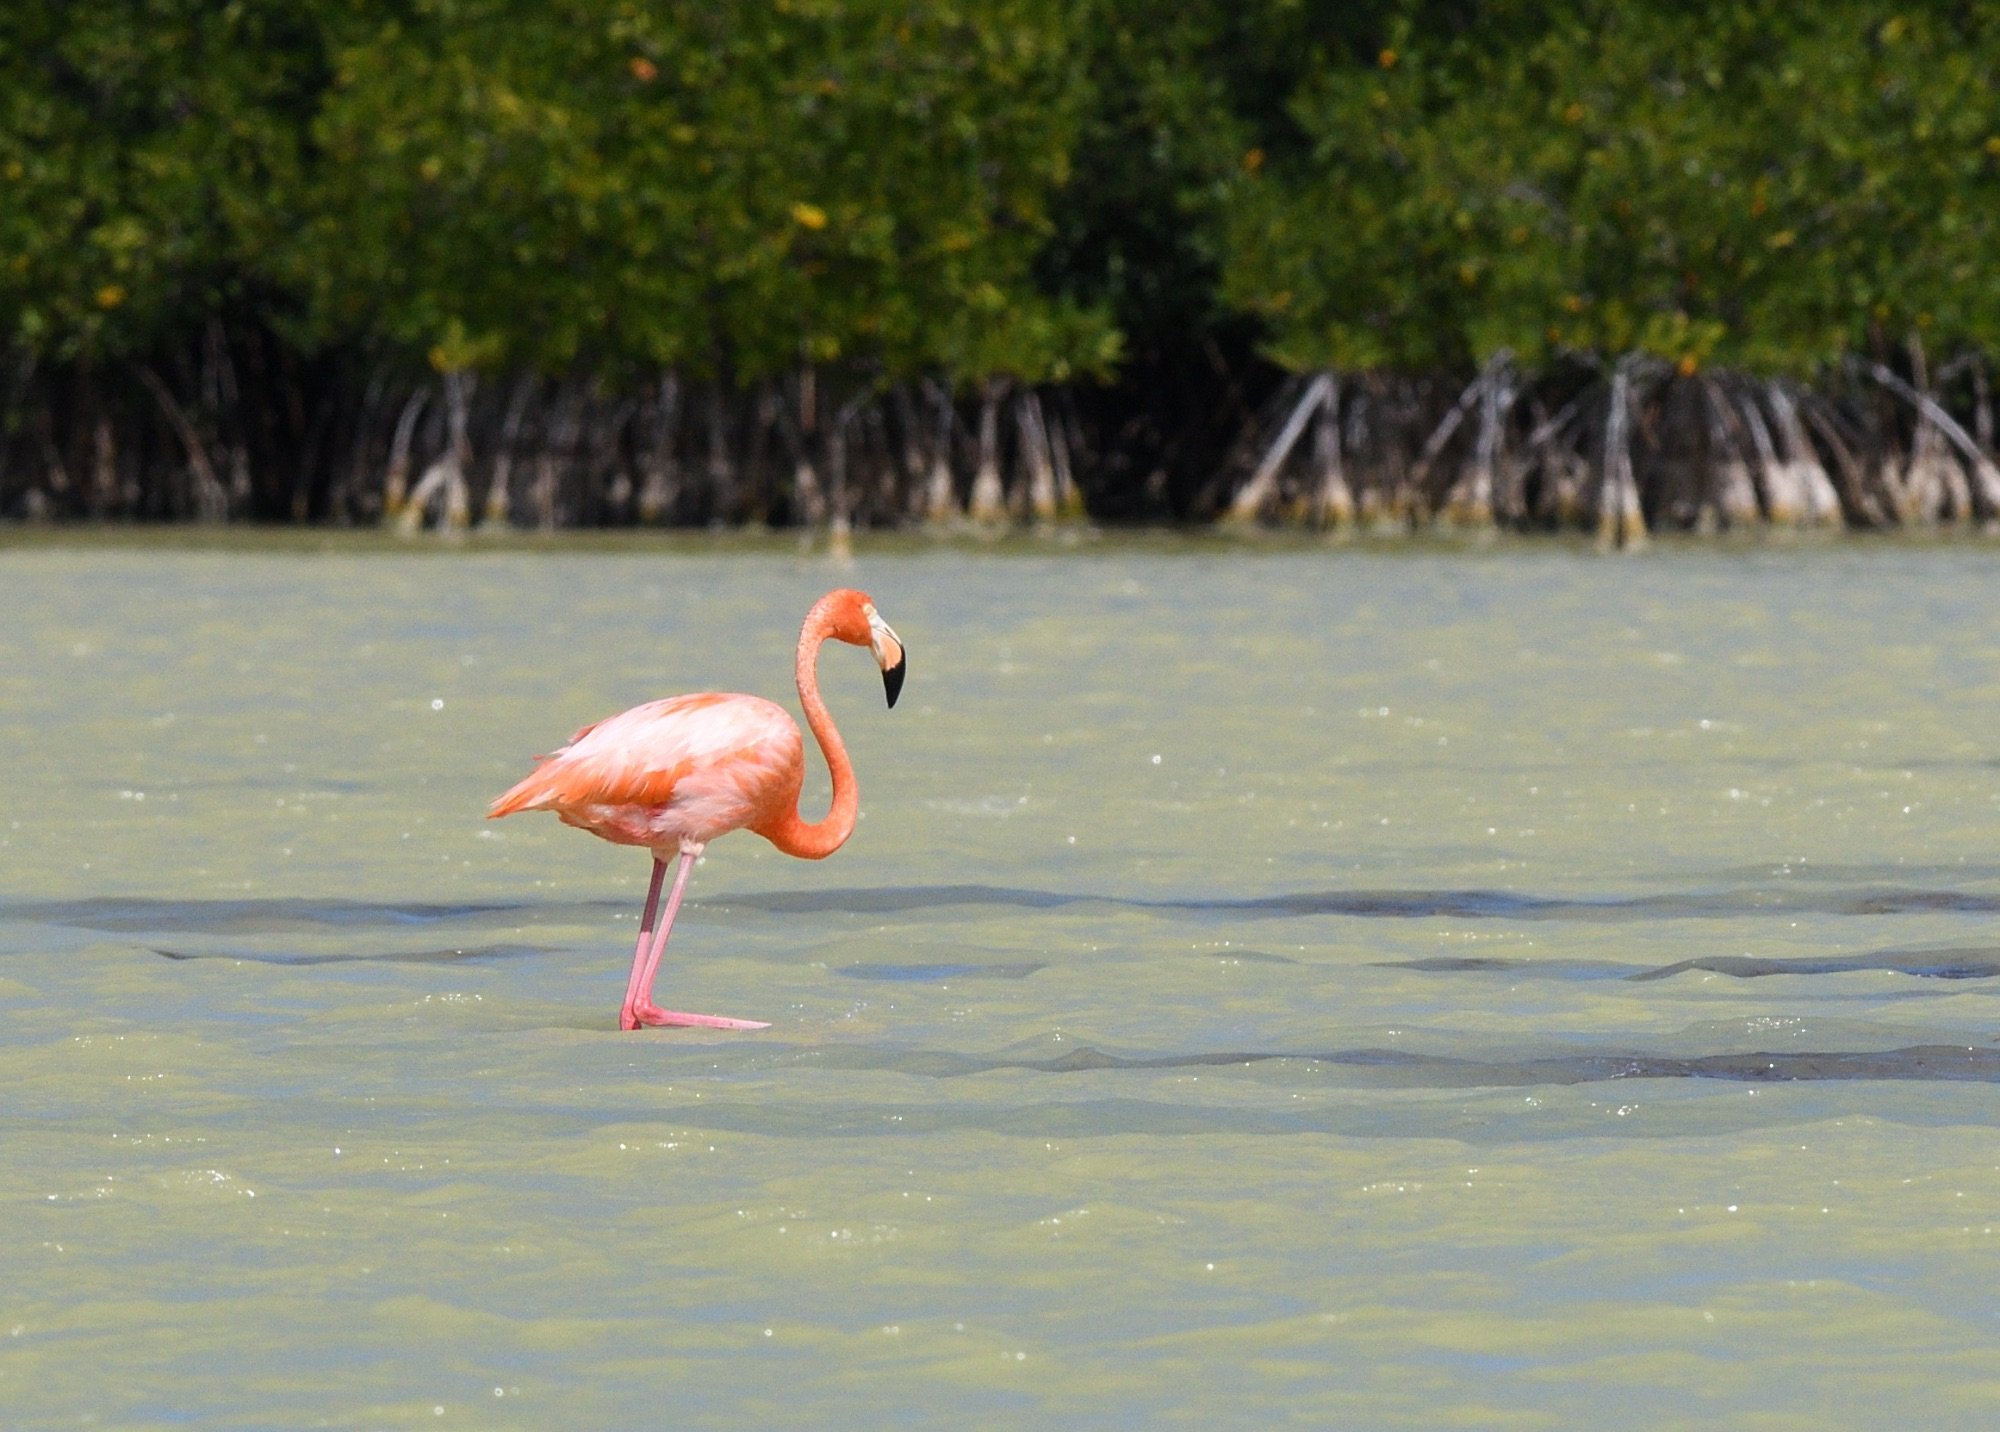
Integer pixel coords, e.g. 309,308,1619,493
2,535,1998,1429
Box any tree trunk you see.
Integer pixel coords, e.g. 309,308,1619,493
825,394,866,561
968,378,1008,522
1765,383,1840,526
891,384,927,522
480,372,534,530
1017,390,1058,522
206,320,252,513
919,378,959,524
381,387,430,524
534,381,585,531
1523,391,1586,527
699,384,737,524
1903,338,1950,521
1442,354,1511,527
1048,394,1084,519
137,365,229,522
1597,360,1647,549
1307,376,1353,528
90,407,117,519
1735,384,1798,523
1863,355,2000,522
330,368,386,524
863,403,898,526
592,395,637,523
1974,358,1994,453
1227,372,1330,524
1796,396,1878,528
633,371,681,524
400,370,474,534
778,369,826,531
1699,379,1760,529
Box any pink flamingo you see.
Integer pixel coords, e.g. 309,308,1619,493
488,588,906,1031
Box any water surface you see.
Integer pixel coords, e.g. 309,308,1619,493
2,535,1998,1427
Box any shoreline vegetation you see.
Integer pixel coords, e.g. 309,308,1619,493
5,4,2000,545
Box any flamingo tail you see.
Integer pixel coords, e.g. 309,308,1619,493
487,766,564,818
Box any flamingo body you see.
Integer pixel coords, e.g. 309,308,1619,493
487,589,905,1031
489,692,805,854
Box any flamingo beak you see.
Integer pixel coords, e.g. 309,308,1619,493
869,615,906,708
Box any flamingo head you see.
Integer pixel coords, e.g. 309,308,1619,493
820,588,907,708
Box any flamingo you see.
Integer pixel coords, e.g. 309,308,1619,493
488,588,906,1031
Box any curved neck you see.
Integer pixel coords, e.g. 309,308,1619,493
758,602,857,860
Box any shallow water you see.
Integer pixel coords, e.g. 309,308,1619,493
2,533,1998,1429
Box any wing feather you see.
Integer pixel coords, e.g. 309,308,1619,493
488,693,786,819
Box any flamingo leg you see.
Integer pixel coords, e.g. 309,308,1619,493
616,857,670,1025
620,847,770,1032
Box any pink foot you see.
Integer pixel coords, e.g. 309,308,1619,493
621,1004,771,1032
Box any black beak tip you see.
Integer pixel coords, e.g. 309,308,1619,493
883,654,906,709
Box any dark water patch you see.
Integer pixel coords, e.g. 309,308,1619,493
724,884,1560,918
1219,886,2000,920
152,943,554,967
727,882,2000,922
1371,955,1639,980
1631,946,2000,982
15,883,1995,939
1869,757,2000,773
1214,950,1299,964
3,896,619,934
1378,948,2000,983
1343,1044,2000,1086
786,1041,2000,1088
1322,1043,2000,1087
1837,891,2000,915
1156,1042,2000,1086
839,961,1046,982
1789,989,1960,1004
724,884,1088,915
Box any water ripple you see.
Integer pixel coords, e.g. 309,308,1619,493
836,1042,2000,1087
1,896,609,933
1380,944,2000,983
151,943,555,967
722,883,2000,920
1630,946,2000,982
8,882,1996,936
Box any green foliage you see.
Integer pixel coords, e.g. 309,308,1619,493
2,0,1996,400
280,0,1105,384
1739,5,2000,360
281,0,633,372
0,0,312,360
1223,1,2000,376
